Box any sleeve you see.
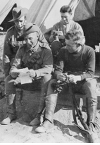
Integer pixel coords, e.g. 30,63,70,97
34,49,53,77
81,48,95,80
2,30,13,76
74,22,84,35
10,48,22,73
49,24,59,43
54,48,65,77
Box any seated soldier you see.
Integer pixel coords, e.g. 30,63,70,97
49,5,83,65
1,23,53,125
35,29,98,139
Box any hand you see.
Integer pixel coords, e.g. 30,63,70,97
14,77,21,85
28,69,36,78
10,71,19,78
57,73,66,81
57,31,63,36
68,75,81,84
10,67,29,78
53,30,63,36
58,35,65,40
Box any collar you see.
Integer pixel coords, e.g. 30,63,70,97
26,42,42,53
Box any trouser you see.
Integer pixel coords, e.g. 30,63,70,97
5,74,52,115
44,78,97,124
70,78,97,125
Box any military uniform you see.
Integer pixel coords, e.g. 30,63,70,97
3,26,24,77
49,20,84,43
1,41,53,125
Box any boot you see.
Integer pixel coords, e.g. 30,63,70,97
30,77,48,126
35,93,58,133
35,119,53,133
86,97,100,142
30,93,46,126
1,94,17,125
29,113,42,126
86,97,97,126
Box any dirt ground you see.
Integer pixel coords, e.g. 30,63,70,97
0,34,100,143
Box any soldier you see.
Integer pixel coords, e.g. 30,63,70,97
1,23,53,125
2,6,28,78
49,5,84,64
3,6,50,78
35,29,98,137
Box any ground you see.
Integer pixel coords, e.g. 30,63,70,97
0,34,100,143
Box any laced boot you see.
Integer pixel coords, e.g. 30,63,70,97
1,94,17,125
35,93,57,133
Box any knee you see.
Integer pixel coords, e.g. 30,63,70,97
86,79,97,90
5,75,13,84
42,74,52,83
5,75,15,89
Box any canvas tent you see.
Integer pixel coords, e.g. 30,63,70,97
27,0,100,49
27,0,97,32
0,0,19,31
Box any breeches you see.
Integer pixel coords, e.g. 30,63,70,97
71,79,97,100
5,74,52,95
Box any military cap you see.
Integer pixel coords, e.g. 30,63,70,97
17,23,40,41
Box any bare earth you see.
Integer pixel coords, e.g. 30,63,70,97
0,34,100,143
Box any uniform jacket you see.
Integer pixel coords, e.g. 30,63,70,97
2,26,24,77
10,42,53,78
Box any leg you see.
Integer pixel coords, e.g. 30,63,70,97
30,74,52,126
81,79,97,126
1,75,17,125
35,79,58,133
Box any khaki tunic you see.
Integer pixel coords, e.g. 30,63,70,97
10,43,53,78
3,26,24,77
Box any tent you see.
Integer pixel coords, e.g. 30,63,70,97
27,0,97,32
27,0,100,49
0,0,20,31
0,0,33,31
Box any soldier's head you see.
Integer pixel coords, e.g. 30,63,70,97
9,6,28,30
21,23,40,49
64,30,85,53
60,5,73,25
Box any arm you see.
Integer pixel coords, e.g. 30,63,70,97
54,48,65,80
81,47,95,80
68,47,95,83
49,24,60,43
2,30,13,76
10,48,28,78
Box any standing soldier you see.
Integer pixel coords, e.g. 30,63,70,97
2,6,28,78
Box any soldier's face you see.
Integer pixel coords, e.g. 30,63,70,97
14,16,26,30
65,39,78,53
61,12,73,25
25,32,38,49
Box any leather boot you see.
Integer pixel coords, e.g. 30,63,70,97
29,93,45,126
86,97,97,126
1,94,17,125
86,97,100,142
35,93,58,133
30,76,49,126
35,119,53,133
